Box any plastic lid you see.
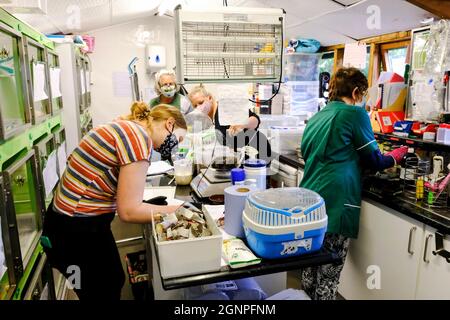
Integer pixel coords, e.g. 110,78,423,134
231,168,246,181
244,159,267,168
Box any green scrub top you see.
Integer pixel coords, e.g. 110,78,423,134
300,101,378,239
149,93,182,109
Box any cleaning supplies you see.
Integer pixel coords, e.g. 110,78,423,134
243,159,267,190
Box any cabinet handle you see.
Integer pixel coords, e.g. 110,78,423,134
408,226,417,255
424,234,433,263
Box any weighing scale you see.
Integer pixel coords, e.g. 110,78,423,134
191,167,232,198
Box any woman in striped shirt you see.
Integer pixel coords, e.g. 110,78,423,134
42,103,187,300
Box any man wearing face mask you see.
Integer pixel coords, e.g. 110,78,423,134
299,67,408,300
150,69,193,115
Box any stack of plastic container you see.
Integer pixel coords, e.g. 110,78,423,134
283,53,321,119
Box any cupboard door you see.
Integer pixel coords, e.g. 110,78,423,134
339,199,424,299
416,226,450,299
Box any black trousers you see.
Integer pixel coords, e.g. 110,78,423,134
42,204,125,300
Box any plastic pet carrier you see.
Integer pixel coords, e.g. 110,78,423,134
243,187,327,259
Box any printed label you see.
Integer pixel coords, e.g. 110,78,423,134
280,238,313,255
382,116,392,126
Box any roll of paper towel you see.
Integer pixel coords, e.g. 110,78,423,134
224,185,257,238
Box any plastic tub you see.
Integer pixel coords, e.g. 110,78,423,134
173,158,193,185
152,208,223,279
244,159,267,190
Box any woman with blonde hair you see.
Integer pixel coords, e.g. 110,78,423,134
188,84,260,136
41,102,187,300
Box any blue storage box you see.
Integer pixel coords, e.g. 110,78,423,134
243,188,327,259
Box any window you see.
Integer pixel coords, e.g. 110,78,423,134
380,41,410,77
386,47,408,76
319,51,334,76
361,45,371,77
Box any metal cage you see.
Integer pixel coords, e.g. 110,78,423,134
175,6,285,83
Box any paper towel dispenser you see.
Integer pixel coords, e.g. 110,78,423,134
146,45,166,72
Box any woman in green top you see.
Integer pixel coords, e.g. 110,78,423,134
299,67,408,300
149,69,193,115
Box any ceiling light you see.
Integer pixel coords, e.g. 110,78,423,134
420,17,434,24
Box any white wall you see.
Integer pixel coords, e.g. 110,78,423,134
88,16,176,126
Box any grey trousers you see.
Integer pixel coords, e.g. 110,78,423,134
301,233,350,300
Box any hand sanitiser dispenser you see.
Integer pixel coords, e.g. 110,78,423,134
146,45,166,72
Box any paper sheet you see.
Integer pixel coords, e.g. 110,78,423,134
217,84,251,126
147,161,174,176
258,84,273,101
112,71,132,98
343,42,367,69
42,152,59,197
50,67,62,98
32,62,48,102
57,142,67,177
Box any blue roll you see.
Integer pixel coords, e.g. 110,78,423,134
224,185,257,238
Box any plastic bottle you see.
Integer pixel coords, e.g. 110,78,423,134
400,148,419,180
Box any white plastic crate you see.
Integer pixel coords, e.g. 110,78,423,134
258,115,302,130
284,53,321,82
152,208,223,279
269,126,305,155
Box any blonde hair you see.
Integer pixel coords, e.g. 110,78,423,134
126,101,187,130
188,84,212,100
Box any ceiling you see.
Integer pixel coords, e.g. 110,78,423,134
0,0,437,46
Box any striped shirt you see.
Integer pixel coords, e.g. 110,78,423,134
53,120,152,216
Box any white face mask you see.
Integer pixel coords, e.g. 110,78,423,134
196,100,212,115
161,84,176,98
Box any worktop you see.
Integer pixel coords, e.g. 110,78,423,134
276,154,450,234
143,174,340,293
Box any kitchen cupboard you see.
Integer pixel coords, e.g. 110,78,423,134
339,199,450,299
339,199,424,299
415,226,450,299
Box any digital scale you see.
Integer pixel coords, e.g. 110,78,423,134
191,168,232,198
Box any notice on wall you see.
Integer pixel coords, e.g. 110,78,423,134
217,84,250,126
57,142,67,177
343,42,367,69
32,62,48,102
50,67,62,98
112,71,132,98
42,152,59,197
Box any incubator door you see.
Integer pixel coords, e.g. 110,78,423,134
0,23,28,139
5,151,43,270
